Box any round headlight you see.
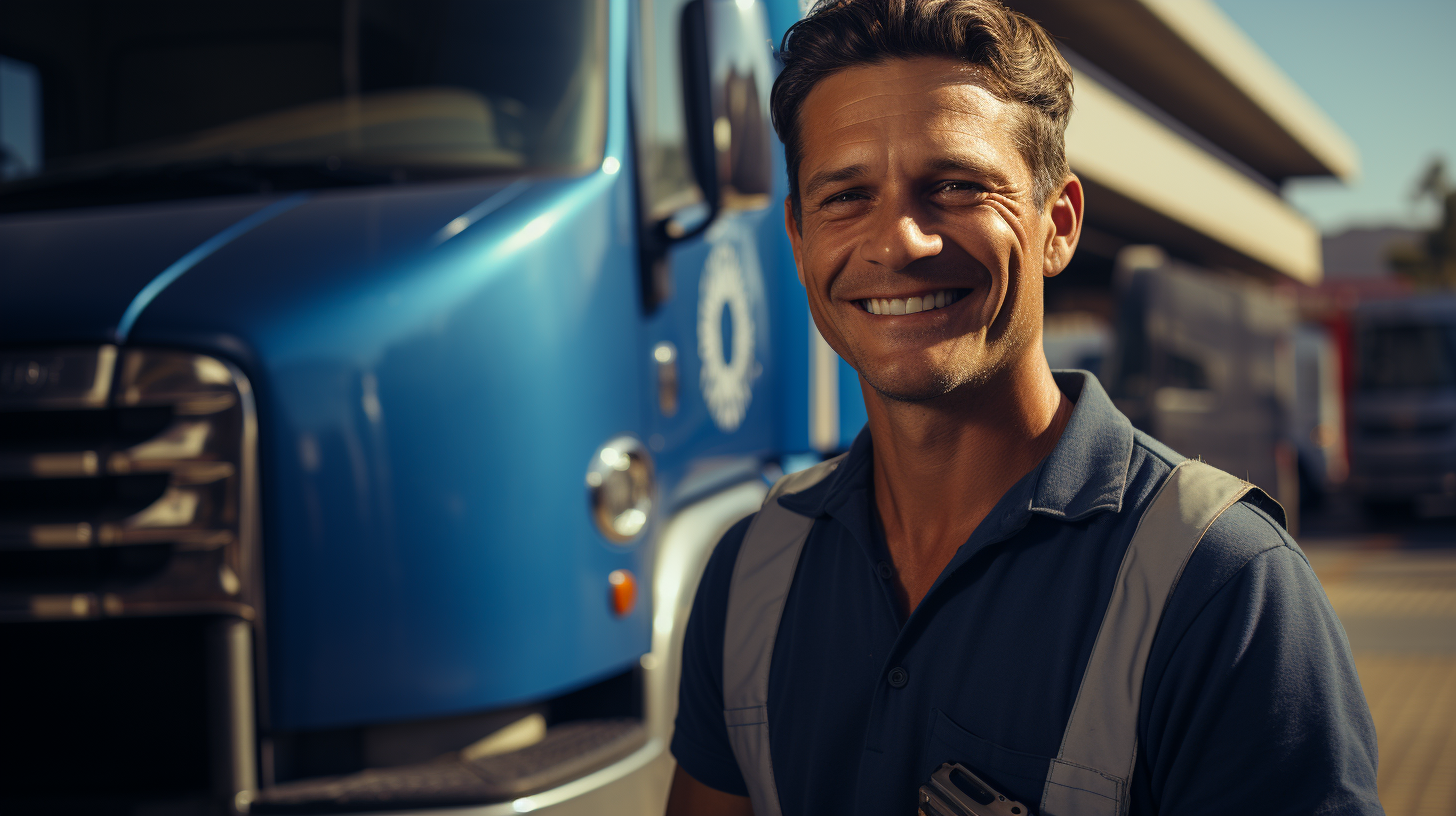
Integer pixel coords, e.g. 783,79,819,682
586,435,654,543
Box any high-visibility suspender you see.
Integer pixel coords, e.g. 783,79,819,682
722,456,844,816
722,458,1265,816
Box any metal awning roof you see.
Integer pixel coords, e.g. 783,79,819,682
1011,0,1358,183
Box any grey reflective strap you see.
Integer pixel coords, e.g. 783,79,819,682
723,456,845,816
1042,460,1257,816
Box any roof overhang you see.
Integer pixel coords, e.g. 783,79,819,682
1067,70,1322,284
1012,0,1358,183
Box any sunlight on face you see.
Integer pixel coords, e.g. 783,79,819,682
788,57,1057,402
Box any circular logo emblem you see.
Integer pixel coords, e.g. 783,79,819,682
698,241,757,433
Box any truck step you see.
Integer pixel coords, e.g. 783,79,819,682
251,718,646,813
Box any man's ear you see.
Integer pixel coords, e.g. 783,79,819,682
1042,174,1084,278
784,196,806,287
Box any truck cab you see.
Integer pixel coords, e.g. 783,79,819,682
0,2,863,813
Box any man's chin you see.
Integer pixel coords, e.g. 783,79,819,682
859,367,962,404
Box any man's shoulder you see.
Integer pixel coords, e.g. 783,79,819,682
693,456,846,629
1181,496,1302,607
1123,427,1298,585
1112,432,1312,657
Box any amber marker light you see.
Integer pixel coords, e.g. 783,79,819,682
609,569,637,617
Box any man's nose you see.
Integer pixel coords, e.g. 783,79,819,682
858,206,943,271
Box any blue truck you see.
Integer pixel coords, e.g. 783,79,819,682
0,1,867,813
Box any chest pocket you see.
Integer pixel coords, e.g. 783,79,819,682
923,708,1053,810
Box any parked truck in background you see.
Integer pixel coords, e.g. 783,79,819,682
0,2,866,813
1347,295,1456,517
1102,247,1302,529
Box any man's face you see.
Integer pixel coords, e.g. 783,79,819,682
786,56,1078,403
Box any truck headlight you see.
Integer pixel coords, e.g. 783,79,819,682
586,436,654,543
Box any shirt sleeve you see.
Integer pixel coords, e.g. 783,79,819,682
1135,502,1384,815
669,513,753,796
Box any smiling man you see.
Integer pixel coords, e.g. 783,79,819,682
665,2,1382,815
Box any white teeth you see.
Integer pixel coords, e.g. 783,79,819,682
861,289,961,315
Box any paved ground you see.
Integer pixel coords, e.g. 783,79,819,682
1300,497,1456,816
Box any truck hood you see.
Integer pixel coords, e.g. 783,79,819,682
0,179,524,346
0,197,288,345
0,171,658,728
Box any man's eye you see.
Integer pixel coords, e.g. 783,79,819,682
824,191,867,205
937,181,984,195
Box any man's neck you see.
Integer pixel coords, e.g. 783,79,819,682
866,358,1072,617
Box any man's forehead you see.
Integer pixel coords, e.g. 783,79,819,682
800,57,1016,135
795,56,1025,193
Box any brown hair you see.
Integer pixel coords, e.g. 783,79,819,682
770,0,1074,223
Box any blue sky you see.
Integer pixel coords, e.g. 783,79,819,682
1212,0,1456,234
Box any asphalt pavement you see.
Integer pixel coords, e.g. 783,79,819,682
1300,492,1456,816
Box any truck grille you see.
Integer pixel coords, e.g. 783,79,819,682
0,346,260,621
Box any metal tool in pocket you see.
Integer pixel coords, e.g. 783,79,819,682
918,762,1033,816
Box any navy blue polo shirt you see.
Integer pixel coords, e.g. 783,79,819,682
672,372,1382,816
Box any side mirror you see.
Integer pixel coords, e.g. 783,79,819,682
643,0,775,312
673,0,775,242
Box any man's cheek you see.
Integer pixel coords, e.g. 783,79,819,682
984,204,1037,263
961,214,1021,290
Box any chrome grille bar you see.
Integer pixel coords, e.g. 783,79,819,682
0,346,259,623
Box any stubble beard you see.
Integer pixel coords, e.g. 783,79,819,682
859,347,985,404
850,308,1039,405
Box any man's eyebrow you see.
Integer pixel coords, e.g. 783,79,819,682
925,156,1010,185
803,157,1014,201
802,164,870,200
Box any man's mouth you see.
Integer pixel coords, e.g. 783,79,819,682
856,288,969,316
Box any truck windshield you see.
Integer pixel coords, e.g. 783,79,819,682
1359,323,1456,391
0,0,606,213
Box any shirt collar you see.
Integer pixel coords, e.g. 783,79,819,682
1029,370,1134,520
776,370,1134,523
776,424,873,519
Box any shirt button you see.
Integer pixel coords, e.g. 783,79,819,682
887,667,909,688
876,561,893,580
